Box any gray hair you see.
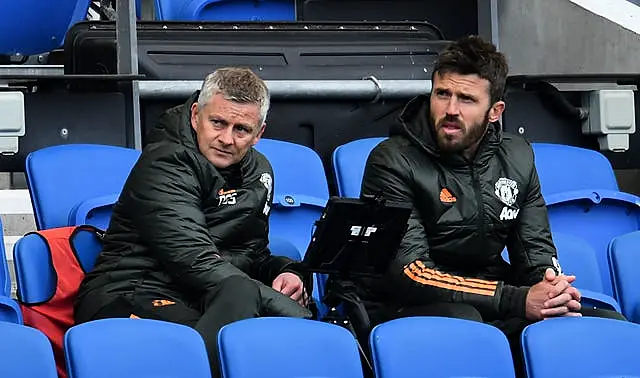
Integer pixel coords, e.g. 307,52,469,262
197,67,270,127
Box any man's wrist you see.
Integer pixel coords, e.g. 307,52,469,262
499,284,530,318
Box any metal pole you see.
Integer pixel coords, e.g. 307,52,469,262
116,0,142,150
477,0,500,50
138,80,432,100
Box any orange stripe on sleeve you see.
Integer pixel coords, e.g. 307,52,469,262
403,261,498,296
414,261,498,289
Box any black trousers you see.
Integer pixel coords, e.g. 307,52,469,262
377,303,627,378
75,276,263,378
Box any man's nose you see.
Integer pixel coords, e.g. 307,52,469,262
445,98,460,116
218,126,234,145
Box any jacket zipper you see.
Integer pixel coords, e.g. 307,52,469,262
470,164,486,245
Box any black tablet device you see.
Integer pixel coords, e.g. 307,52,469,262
303,195,412,278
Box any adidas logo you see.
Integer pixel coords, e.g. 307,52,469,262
440,188,456,203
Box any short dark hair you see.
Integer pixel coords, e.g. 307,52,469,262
432,35,508,104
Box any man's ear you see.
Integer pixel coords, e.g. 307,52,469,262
488,100,505,123
190,103,199,131
252,123,266,146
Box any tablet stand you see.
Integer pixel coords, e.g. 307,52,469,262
309,192,407,376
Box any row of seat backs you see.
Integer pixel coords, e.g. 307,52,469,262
0,318,211,378
154,0,295,21
4,314,639,378
0,0,295,55
372,316,640,378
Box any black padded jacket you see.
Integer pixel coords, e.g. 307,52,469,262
353,95,559,320
75,91,312,321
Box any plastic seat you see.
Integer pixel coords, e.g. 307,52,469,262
370,317,516,378
608,231,640,322
503,233,620,312
532,143,640,296
254,139,329,315
551,233,620,312
521,317,640,378
329,137,385,318
11,226,123,377
332,137,386,198
268,236,301,261
65,318,211,378
0,218,23,324
155,0,295,21
0,293,21,324
13,229,102,305
0,1,91,56
26,144,141,230
255,139,329,256
0,322,57,377
218,317,363,378
532,143,620,196
0,219,12,298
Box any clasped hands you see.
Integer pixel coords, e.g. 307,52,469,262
526,268,582,321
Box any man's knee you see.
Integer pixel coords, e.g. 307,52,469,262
433,303,484,322
217,275,260,298
398,303,483,322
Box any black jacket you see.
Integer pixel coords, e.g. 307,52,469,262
355,95,558,320
76,91,311,320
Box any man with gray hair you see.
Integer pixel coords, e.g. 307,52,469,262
75,67,312,377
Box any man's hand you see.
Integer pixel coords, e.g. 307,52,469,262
526,268,581,321
542,267,581,318
543,268,581,300
272,272,308,306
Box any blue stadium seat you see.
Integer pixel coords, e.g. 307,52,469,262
0,322,57,378
155,0,295,21
532,143,640,297
268,236,301,261
254,139,329,315
370,317,516,378
13,228,102,305
0,295,21,324
532,143,620,196
332,137,386,198
26,144,141,231
608,231,640,322
503,233,620,312
521,317,640,378
218,317,363,378
254,139,328,257
551,233,620,312
0,1,91,56
0,219,12,298
65,318,211,378
0,218,23,324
